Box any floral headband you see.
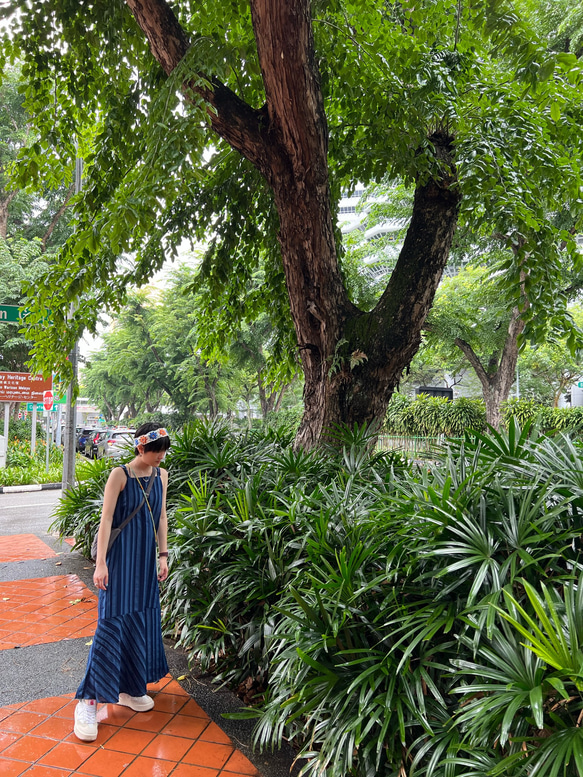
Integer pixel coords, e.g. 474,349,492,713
134,428,169,447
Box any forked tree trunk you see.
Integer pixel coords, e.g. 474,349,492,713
123,0,461,448
455,307,524,429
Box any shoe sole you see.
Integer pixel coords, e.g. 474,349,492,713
74,725,97,742
117,698,154,712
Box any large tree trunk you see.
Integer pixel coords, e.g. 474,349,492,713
125,0,461,448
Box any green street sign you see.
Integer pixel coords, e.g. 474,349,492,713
26,402,44,412
0,304,21,323
578,382,583,388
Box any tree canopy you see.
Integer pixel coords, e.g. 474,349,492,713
2,0,583,446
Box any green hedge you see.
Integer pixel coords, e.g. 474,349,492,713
385,394,486,436
386,394,583,438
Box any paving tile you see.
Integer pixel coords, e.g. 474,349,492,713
16,766,73,776
30,716,74,740
0,759,31,776
180,700,211,719
0,731,21,752
1,733,56,761
161,714,209,739
198,723,233,746
118,756,175,777
0,576,96,651
74,747,134,776
172,766,220,777
223,750,261,775
141,732,194,761
38,740,95,769
124,710,173,733
0,711,47,734
150,692,189,715
0,535,57,563
22,697,72,716
102,727,156,755
183,741,234,769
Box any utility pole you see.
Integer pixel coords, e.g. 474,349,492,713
61,155,83,491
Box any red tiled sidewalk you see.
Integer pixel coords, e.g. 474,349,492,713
0,534,263,776
0,575,97,650
0,535,56,563
0,676,259,776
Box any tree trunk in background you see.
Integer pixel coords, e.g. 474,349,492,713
455,307,524,429
0,192,16,239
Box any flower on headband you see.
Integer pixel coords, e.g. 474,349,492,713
134,428,169,447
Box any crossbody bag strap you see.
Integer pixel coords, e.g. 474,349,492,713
134,468,159,548
115,465,156,534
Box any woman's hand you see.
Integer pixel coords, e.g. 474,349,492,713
158,557,168,582
94,561,109,590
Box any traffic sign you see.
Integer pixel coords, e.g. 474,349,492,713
578,382,583,388
0,305,21,323
26,402,43,412
43,390,54,411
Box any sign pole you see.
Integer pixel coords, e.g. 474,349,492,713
31,403,37,455
45,412,50,473
0,402,8,468
62,154,83,492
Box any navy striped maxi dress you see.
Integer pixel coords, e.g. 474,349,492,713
76,465,169,702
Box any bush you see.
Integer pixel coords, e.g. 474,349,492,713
385,393,486,437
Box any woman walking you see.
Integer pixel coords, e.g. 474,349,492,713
74,422,171,742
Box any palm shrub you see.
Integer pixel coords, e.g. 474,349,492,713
161,422,401,687
49,457,114,555
237,422,583,777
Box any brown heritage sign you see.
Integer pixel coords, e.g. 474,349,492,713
0,372,53,402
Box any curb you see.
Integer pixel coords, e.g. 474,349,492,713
0,483,62,494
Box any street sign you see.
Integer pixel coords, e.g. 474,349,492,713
43,390,54,411
26,402,43,412
578,382,583,388
0,305,21,323
0,373,52,403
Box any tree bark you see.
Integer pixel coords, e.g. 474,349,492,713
0,191,17,239
124,0,461,448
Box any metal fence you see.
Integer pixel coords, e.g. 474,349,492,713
376,435,461,457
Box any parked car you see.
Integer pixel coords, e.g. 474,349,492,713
84,429,107,459
95,429,136,459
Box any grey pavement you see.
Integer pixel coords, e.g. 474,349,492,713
0,489,299,777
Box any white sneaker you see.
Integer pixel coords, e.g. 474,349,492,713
74,699,98,741
118,693,154,712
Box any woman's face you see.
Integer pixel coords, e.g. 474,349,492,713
139,446,168,466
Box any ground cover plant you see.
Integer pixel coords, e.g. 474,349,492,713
52,420,583,776
0,437,64,487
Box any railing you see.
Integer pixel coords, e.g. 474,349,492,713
376,435,461,457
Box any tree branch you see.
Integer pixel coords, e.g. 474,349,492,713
454,337,490,386
124,0,272,173
42,185,75,251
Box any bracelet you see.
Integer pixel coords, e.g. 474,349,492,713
159,551,169,558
